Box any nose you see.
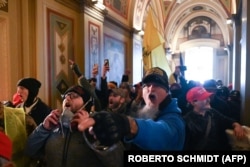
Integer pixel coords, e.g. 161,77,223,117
16,88,21,94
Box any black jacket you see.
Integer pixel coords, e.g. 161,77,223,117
183,108,235,150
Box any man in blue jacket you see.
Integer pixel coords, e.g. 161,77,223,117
76,67,185,150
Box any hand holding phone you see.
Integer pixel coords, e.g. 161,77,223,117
104,59,109,71
92,64,98,76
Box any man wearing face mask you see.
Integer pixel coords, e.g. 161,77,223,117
16,77,51,126
76,67,186,150
25,85,124,167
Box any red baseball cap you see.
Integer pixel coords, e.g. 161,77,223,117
186,86,213,103
0,132,12,160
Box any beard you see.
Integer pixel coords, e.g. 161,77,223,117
137,105,160,120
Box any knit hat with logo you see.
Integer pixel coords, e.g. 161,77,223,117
142,67,169,90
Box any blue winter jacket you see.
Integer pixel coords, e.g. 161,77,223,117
125,98,185,150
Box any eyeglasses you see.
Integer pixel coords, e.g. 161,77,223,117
64,92,80,99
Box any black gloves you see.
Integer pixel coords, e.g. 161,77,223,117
92,111,131,146
70,63,82,77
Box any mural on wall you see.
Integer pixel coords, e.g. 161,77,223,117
104,34,125,85
104,0,129,19
47,8,74,108
0,0,8,12
89,21,100,72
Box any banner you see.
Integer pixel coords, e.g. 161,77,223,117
142,9,172,76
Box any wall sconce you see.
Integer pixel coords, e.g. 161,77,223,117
138,30,144,36
226,18,233,24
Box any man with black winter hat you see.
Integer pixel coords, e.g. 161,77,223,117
25,85,124,167
75,67,186,151
16,77,51,125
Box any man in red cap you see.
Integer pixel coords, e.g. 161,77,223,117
183,86,245,150
0,131,14,167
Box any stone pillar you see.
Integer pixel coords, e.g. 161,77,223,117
232,14,242,91
240,0,250,125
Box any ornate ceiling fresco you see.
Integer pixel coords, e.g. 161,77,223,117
134,0,239,52
54,0,239,52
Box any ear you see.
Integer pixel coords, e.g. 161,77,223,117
120,97,125,104
190,101,196,106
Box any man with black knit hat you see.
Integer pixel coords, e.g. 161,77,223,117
74,67,186,151
25,85,124,167
16,77,51,125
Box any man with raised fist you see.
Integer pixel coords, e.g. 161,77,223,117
77,67,186,150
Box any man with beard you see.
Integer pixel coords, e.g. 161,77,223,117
25,85,124,167
75,67,186,150
107,88,128,114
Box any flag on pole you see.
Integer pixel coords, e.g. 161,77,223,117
179,52,187,76
143,9,163,72
151,45,172,76
142,9,172,76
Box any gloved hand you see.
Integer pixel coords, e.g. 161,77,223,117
92,111,130,146
69,60,82,77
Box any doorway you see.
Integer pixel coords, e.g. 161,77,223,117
184,46,214,84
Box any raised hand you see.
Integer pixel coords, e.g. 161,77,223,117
102,63,110,78
42,109,61,130
71,110,95,132
92,64,99,77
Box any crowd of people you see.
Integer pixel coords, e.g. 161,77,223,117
0,61,248,167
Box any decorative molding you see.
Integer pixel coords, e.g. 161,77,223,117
55,0,108,16
55,0,82,12
84,4,108,22
0,0,8,12
47,8,75,108
105,14,133,34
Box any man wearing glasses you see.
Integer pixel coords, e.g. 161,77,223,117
25,85,124,167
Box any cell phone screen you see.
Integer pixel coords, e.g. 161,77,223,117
104,59,109,66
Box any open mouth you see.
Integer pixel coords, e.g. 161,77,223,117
65,103,71,107
149,94,156,100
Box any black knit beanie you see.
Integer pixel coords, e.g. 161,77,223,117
63,85,91,103
17,78,41,107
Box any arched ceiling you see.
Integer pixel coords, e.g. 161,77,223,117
58,0,236,54
133,0,236,53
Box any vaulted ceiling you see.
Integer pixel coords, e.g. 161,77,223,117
56,0,238,53
133,0,238,53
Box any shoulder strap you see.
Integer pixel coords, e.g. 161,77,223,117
205,115,211,137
